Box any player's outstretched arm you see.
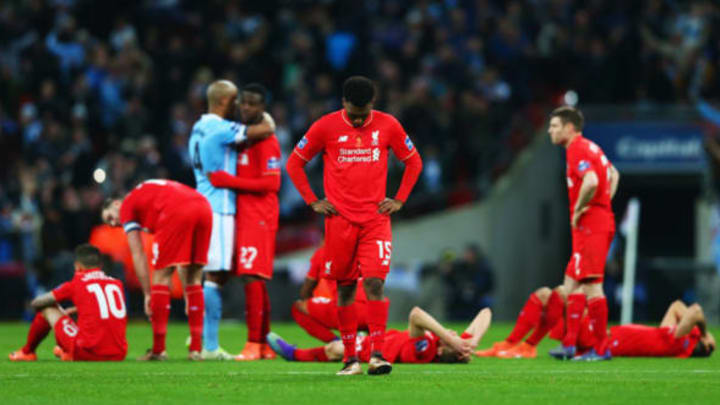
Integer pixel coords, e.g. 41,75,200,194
462,308,492,348
30,292,58,311
675,303,707,338
244,112,276,141
126,230,152,316
609,165,620,199
208,170,281,193
408,306,472,356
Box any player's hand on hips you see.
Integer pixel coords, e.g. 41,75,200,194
572,206,589,229
144,294,152,318
310,199,337,216
378,198,403,215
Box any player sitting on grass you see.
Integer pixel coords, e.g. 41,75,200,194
9,244,127,362
268,306,489,366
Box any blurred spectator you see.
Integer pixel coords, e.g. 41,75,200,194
443,244,494,321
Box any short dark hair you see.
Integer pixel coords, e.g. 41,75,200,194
550,106,584,131
75,244,102,268
691,341,714,358
242,83,268,104
342,76,375,107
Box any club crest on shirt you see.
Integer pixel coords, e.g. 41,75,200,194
267,156,280,169
578,160,590,172
372,131,379,145
404,135,414,150
297,136,308,149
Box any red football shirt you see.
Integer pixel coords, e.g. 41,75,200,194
52,269,128,356
293,110,417,224
236,135,281,229
382,330,439,363
566,135,615,232
119,179,205,234
607,324,701,358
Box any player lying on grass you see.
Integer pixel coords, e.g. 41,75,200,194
292,244,387,342
9,244,127,362
268,306,489,365
478,285,715,359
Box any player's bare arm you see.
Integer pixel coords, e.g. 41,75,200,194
126,229,152,317
408,306,473,356
660,300,688,327
244,112,276,141
675,304,707,338
30,292,57,311
572,171,598,228
609,165,620,199
462,308,492,348
299,277,319,300
310,199,337,216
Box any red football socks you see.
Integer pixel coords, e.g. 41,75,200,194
526,290,564,346
291,304,338,342
185,285,204,352
294,347,330,362
261,282,271,343
244,280,265,343
151,285,171,354
588,296,608,353
23,312,51,354
337,304,358,361
367,299,389,357
562,293,586,347
506,294,543,344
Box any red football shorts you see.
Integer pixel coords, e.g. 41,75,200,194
324,215,392,285
565,230,614,283
234,225,276,279
153,198,212,270
305,296,370,330
54,316,125,361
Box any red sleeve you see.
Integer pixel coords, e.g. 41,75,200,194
570,144,594,178
286,152,319,205
387,117,417,162
394,151,423,203
119,193,141,233
293,119,326,162
209,171,281,193
52,281,74,302
260,137,282,176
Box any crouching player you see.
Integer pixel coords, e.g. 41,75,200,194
292,244,381,342
9,244,127,361
268,306,489,365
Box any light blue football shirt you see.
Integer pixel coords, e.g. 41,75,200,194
189,114,246,215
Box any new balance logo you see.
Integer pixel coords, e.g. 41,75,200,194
338,135,348,142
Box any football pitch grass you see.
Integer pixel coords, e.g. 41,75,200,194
1,322,719,405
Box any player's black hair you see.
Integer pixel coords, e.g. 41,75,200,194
690,340,714,358
550,106,585,131
342,76,376,107
75,244,102,268
242,83,268,104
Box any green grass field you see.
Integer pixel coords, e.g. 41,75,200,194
1,321,719,405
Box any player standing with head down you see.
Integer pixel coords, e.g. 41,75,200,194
102,179,212,360
206,83,281,360
547,106,620,361
286,76,423,375
188,80,275,360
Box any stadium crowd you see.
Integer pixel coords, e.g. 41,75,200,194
1,0,720,311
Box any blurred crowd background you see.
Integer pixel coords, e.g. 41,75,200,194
1,0,720,319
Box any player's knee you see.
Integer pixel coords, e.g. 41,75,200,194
534,287,552,304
